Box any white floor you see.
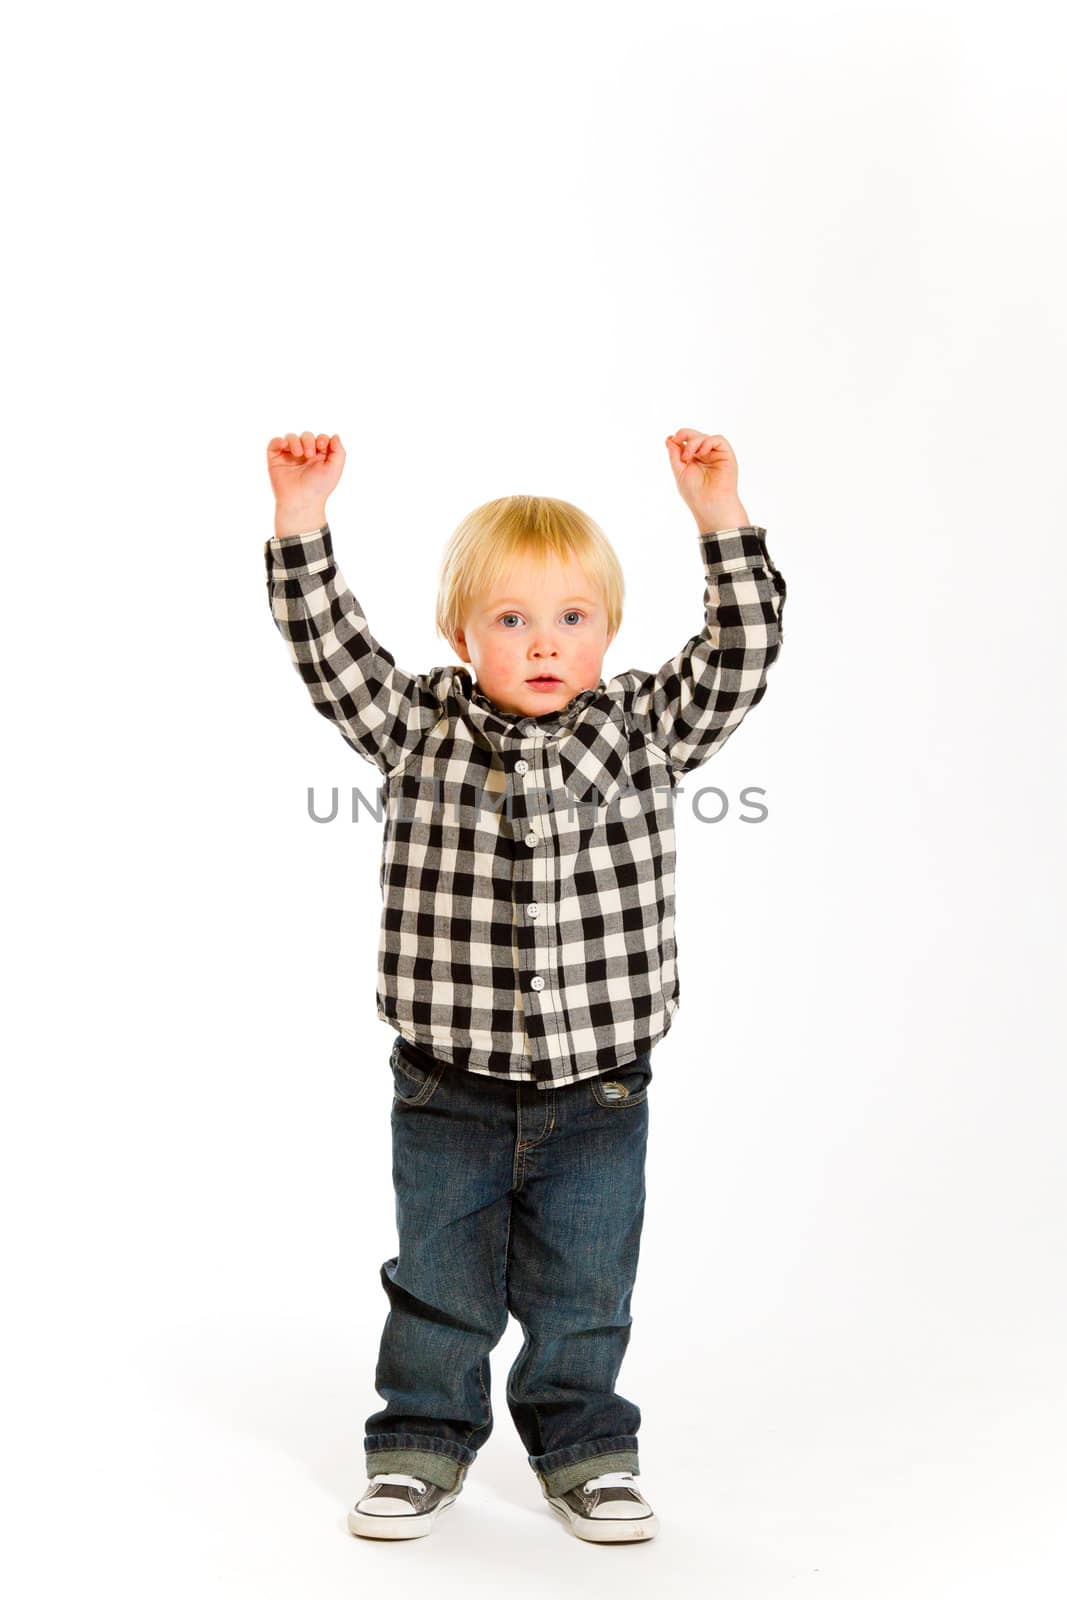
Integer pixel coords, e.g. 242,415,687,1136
11,1307,1061,1600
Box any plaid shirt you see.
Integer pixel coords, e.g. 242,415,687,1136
265,520,786,1090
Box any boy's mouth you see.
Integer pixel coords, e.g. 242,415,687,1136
526,675,562,685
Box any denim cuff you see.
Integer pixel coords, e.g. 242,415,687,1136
535,1446,640,1497
365,1447,469,1492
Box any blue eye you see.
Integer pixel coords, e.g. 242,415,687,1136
496,610,585,628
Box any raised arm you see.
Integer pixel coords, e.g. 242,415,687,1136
264,521,443,776
608,523,786,775
606,428,787,775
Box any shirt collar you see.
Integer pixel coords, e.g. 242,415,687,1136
459,670,606,734
436,666,630,802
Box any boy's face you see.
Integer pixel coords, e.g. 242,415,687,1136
454,550,616,717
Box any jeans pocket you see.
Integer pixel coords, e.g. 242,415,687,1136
590,1053,653,1108
389,1037,447,1106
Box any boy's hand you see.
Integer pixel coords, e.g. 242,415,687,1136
665,429,750,532
267,432,346,536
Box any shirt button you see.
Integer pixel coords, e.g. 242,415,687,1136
530,976,545,991
515,759,529,774
526,904,539,917
519,719,536,735
524,830,538,847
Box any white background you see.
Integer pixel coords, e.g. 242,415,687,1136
5,1,1064,1595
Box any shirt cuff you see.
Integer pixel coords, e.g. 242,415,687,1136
264,521,334,581
697,526,770,572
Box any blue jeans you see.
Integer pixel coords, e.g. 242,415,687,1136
364,1036,653,1498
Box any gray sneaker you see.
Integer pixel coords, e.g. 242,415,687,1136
542,1469,659,1542
347,1471,462,1540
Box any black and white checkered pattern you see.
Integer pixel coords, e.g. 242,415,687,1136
265,521,786,1089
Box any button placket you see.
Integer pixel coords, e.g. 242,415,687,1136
533,744,575,1022
515,740,550,1007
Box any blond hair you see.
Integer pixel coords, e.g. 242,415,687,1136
435,495,624,655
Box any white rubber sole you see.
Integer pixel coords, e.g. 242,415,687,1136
347,1489,460,1540
543,1491,659,1542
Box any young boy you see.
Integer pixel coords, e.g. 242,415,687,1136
263,428,787,1543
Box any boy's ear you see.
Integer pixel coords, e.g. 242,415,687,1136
454,628,471,665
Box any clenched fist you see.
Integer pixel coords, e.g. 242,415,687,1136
267,431,347,538
665,430,750,532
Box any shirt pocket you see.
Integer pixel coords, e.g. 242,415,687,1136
556,728,632,814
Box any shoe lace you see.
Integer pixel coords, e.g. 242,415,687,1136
371,1472,427,1492
583,1470,638,1491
